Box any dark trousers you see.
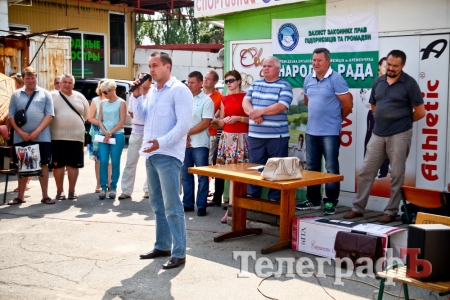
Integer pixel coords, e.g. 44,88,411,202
247,136,289,201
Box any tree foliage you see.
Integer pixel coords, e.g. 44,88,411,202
135,7,224,45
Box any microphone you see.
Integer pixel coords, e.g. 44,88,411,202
129,73,151,93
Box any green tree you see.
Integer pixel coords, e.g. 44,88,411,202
135,7,224,45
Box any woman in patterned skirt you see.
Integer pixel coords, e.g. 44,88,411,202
211,70,249,223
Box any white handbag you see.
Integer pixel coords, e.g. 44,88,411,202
261,157,302,181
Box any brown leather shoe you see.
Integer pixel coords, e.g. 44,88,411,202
343,210,363,219
379,214,395,223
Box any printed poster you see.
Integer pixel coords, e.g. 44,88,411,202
272,13,379,193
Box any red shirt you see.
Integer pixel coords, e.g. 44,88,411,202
207,89,224,136
222,93,248,133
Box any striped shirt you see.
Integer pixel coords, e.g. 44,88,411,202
244,78,293,138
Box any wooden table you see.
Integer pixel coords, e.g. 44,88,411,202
188,163,343,254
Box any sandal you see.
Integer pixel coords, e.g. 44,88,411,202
56,192,66,200
95,187,102,193
68,192,78,200
7,198,26,205
41,197,55,205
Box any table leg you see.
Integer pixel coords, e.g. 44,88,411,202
377,278,385,300
261,189,296,254
3,172,9,204
403,283,409,300
214,228,263,242
214,181,263,242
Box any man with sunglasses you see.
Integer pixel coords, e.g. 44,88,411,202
51,77,61,92
242,56,293,201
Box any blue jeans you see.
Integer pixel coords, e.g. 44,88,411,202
99,133,125,191
306,134,340,206
181,147,209,209
247,136,289,200
146,154,186,258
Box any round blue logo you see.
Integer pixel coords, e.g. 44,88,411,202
277,23,299,52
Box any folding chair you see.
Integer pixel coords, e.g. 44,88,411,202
400,185,447,224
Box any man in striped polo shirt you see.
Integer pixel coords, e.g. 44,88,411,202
242,56,293,201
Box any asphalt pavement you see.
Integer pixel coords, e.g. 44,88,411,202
0,148,440,300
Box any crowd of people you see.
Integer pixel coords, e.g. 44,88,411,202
2,47,428,269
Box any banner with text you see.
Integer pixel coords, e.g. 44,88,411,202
272,13,378,89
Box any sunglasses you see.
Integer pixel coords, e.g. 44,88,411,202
224,78,237,84
54,82,60,84
102,90,109,95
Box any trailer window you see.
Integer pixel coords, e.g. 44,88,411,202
110,13,126,66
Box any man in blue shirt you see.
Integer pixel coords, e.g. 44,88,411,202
297,48,353,215
8,66,55,205
133,52,193,269
242,56,293,201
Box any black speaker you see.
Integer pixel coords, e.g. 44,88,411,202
407,224,450,281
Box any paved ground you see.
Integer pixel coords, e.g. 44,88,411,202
0,148,443,299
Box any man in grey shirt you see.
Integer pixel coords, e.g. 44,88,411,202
344,50,425,223
8,66,55,205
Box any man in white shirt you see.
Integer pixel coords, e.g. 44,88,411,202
133,51,193,269
181,71,214,217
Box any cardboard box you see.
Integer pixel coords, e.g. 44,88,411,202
292,216,407,259
415,212,450,226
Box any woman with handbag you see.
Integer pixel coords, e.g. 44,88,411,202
50,74,90,200
97,80,127,200
87,80,112,193
211,70,249,223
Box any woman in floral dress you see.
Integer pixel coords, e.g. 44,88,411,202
211,70,249,223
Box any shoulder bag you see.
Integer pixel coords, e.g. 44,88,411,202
14,91,37,127
261,157,302,181
334,231,382,270
59,92,92,145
